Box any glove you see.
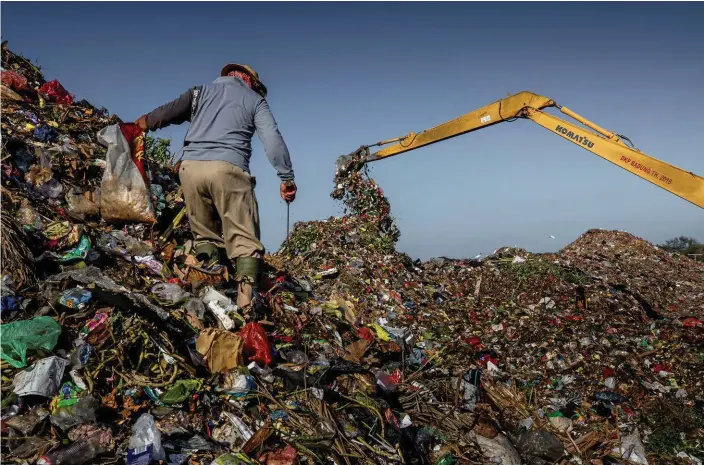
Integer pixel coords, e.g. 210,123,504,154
135,115,149,132
280,181,297,203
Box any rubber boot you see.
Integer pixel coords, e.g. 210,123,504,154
235,257,261,311
194,242,224,272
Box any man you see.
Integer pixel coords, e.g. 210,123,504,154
135,63,296,309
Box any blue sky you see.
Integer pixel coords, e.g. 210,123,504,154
2,2,703,259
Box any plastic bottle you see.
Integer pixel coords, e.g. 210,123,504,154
37,439,104,465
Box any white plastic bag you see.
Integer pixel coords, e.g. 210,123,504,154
97,124,156,224
127,413,165,464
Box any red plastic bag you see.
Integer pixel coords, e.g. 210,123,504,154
38,80,74,106
1,70,28,91
239,322,273,366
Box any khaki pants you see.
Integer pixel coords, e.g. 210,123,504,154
179,160,265,260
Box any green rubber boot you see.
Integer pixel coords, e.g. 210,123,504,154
194,242,224,272
235,257,262,310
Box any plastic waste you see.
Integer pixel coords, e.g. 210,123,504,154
58,288,92,310
50,396,98,431
185,298,206,319
283,350,309,365
0,316,62,368
38,80,74,106
219,372,256,396
202,287,239,330
10,144,36,173
613,430,649,464
1,70,28,90
127,413,165,464
594,391,626,404
134,255,164,276
34,125,59,143
58,235,92,262
437,455,460,465
98,123,156,224
17,201,43,229
1,295,21,316
4,407,49,435
39,178,64,199
473,432,521,465
459,368,481,411
375,370,398,392
69,342,93,369
240,322,273,366
151,283,190,306
221,411,254,442
97,230,153,257
259,445,298,465
160,379,202,405
37,437,107,465
516,429,565,462
78,312,109,346
13,356,69,397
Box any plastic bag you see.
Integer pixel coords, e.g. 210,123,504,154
50,395,98,431
0,316,62,368
38,80,74,106
34,125,59,143
151,283,190,306
128,413,165,464
98,124,156,224
13,356,68,397
160,379,202,405
1,70,28,91
239,322,273,366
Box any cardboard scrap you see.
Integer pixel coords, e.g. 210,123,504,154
196,328,243,373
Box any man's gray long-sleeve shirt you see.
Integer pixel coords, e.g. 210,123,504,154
145,76,294,182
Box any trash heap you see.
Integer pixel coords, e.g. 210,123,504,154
2,42,703,465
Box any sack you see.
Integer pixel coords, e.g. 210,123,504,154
98,124,156,224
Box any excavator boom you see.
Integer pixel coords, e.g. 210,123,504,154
345,91,704,209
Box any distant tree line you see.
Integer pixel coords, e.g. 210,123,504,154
658,236,704,260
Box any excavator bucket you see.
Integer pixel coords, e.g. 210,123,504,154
335,146,369,175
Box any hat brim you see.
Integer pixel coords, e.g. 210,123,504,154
220,63,268,97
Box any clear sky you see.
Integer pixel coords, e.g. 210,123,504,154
2,2,703,260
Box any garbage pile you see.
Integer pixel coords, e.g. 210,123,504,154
2,42,703,465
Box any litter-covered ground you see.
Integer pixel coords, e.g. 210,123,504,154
2,42,704,465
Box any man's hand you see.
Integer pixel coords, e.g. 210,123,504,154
135,115,149,132
280,181,297,203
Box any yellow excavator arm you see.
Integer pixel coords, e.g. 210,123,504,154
343,91,704,209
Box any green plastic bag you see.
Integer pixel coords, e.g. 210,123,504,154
0,316,62,368
160,379,202,404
